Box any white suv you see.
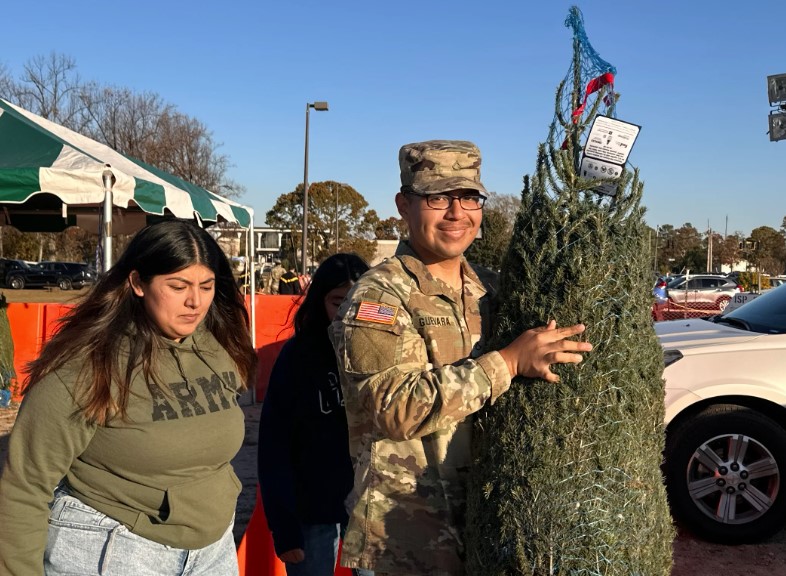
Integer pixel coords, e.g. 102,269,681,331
657,284,786,543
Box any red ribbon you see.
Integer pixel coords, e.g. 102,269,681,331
561,72,615,149
571,72,615,121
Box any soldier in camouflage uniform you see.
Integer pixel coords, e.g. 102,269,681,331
330,140,593,575
269,261,285,294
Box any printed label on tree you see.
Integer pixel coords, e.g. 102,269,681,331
583,115,640,165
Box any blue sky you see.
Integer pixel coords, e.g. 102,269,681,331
2,1,785,236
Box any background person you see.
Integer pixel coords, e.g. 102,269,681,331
269,260,286,294
279,265,302,295
0,219,257,576
258,253,372,576
330,140,592,575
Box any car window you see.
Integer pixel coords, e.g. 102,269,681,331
725,284,786,333
666,276,684,288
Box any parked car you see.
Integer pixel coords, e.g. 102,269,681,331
657,284,786,543
39,261,95,290
666,274,740,312
0,258,94,290
0,258,50,289
769,276,786,289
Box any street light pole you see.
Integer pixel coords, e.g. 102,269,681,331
302,101,329,276
653,225,660,275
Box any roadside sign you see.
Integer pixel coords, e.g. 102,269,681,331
723,292,761,314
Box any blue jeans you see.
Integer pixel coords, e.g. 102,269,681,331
45,491,238,575
285,523,373,576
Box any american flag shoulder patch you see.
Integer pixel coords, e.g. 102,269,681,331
355,301,398,325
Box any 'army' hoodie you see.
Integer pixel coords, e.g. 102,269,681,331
0,325,245,575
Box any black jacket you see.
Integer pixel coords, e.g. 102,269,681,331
278,271,301,295
257,335,352,555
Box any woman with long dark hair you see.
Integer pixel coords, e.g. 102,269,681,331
258,252,371,576
0,219,257,575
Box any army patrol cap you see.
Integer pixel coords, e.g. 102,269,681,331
399,140,487,195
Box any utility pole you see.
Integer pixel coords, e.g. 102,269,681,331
706,221,713,272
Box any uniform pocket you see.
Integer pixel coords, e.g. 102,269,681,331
342,321,403,376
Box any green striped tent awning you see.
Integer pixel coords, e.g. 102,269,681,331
0,98,251,232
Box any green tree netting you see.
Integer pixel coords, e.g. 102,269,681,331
465,7,674,575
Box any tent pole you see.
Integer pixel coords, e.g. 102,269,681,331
101,169,115,272
247,209,257,404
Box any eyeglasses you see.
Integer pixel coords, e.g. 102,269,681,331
404,190,486,210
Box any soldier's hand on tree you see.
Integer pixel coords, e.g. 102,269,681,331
498,320,592,383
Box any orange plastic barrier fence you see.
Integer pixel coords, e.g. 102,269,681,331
7,296,299,401
248,295,298,400
237,487,287,576
237,486,352,576
7,302,80,399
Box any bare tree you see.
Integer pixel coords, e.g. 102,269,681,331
0,62,14,100
0,52,247,260
11,53,85,130
78,84,169,155
3,52,243,200
77,84,244,198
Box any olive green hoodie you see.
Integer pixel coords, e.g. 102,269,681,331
0,325,245,575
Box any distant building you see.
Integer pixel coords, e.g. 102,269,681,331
209,225,288,266
370,239,398,266
210,224,402,270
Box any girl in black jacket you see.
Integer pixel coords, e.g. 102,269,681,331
258,253,370,576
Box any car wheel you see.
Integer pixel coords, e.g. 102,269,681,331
665,404,786,543
8,275,24,290
717,296,731,311
58,278,72,290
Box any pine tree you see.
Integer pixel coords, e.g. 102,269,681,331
465,8,674,575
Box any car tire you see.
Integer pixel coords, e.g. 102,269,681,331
8,275,24,290
717,296,731,312
58,278,72,290
665,404,786,543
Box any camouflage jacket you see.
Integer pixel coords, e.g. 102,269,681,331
330,241,511,575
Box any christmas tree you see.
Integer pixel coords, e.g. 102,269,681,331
465,7,674,575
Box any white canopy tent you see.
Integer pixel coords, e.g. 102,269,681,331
0,98,257,345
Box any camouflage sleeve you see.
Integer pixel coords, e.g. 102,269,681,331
332,286,510,441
